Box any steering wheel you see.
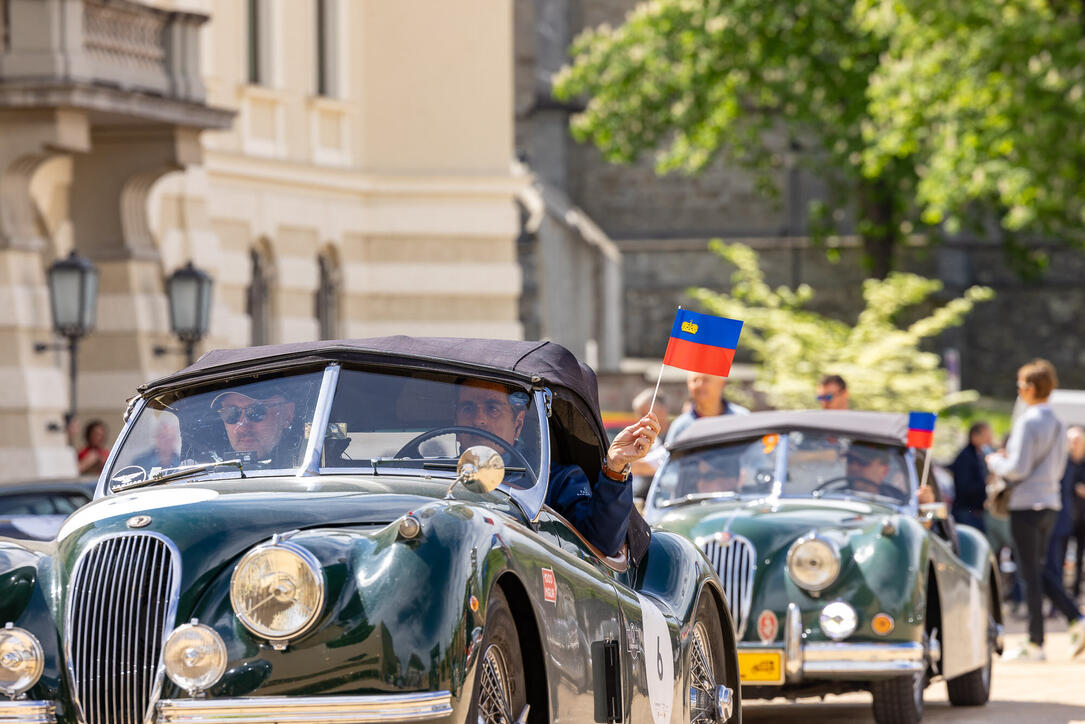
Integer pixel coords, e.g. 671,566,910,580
394,426,537,484
813,475,904,501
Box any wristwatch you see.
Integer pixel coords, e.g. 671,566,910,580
602,457,631,482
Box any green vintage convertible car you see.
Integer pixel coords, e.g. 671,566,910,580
0,337,740,724
643,411,1004,724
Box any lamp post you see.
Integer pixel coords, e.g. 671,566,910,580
35,251,99,428
155,261,213,366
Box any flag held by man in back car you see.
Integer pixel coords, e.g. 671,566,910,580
907,412,936,449
663,309,743,377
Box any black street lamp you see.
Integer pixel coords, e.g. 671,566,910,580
155,261,213,366
35,251,99,427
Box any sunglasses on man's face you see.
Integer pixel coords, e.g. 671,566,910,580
817,393,834,403
217,401,284,425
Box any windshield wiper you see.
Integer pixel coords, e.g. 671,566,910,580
111,459,247,493
658,491,739,508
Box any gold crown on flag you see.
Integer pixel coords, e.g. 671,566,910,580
681,321,699,334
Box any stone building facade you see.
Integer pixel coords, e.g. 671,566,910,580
515,0,1085,401
0,0,522,479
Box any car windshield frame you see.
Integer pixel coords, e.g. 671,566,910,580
100,362,551,520
645,428,920,518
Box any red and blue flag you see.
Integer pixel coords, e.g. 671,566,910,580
663,309,743,377
907,412,936,449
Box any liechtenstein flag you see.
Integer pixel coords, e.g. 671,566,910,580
663,309,743,377
907,412,937,449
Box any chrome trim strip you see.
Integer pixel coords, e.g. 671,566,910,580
299,363,342,476
0,701,56,724
784,602,802,682
64,531,182,724
155,692,454,723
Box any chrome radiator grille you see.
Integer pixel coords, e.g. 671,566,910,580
66,533,179,724
701,535,756,638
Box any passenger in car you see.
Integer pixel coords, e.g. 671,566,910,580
454,380,659,556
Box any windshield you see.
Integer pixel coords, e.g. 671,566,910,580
649,430,913,509
106,366,543,491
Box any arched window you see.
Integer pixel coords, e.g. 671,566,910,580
247,247,272,346
315,248,340,340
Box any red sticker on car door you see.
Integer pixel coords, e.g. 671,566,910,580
541,568,557,603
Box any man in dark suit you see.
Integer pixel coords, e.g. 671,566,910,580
949,421,992,531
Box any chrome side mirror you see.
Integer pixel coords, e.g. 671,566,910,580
451,446,504,497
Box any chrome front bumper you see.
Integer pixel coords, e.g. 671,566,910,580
742,603,929,685
155,693,454,723
0,693,452,724
0,702,56,724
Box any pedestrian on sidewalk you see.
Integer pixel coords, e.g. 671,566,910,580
1061,427,1085,599
816,374,849,410
664,372,748,445
950,421,993,532
988,359,1085,661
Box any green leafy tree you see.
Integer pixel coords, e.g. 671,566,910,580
859,0,1085,274
688,241,994,413
552,0,1085,277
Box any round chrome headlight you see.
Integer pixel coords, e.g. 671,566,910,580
819,601,858,641
786,535,841,592
0,625,44,698
163,622,227,694
230,541,325,643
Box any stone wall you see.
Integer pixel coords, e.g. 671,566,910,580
619,237,1085,397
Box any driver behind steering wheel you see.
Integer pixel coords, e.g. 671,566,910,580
454,380,659,556
843,444,905,500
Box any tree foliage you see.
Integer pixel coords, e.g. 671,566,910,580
859,0,1085,265
688,242,994,413
552,0,1085,277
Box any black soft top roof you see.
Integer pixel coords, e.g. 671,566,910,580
670,410,910,451
140,336,609,475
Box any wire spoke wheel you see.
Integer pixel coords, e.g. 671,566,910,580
688,621,719,723
477,644,514,724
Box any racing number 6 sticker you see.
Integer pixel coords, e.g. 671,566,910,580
636,593,674,724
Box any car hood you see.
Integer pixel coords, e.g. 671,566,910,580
654,496,898,561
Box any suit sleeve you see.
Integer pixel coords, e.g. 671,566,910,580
547,465,632,557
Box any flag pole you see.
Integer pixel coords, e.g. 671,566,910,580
649,305,681,415
648,362,665,415
919,446,933,490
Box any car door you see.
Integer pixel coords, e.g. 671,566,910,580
925,521,988,678
533,507,625,722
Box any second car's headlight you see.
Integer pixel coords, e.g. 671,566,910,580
0,624,43,698
230,541,325,643
786,535,841,593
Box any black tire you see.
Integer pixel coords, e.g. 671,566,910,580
871,670,924,724
467,587,527,724
946,586,994,706
687,593,736,723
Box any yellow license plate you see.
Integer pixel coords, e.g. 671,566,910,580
738,651,784,685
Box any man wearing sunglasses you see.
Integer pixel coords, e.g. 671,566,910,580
454,379,660,556
212,385,297,464
816,374,849,410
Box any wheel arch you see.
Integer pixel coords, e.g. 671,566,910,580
496,571,549,724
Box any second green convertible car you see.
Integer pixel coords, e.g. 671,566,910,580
0,337,739,724
643,411,1004,724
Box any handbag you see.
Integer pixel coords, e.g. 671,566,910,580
985,475,1011,518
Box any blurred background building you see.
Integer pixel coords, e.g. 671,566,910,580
0,0,523,478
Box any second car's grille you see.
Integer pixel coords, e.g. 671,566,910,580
67,533,178,724
701,534,756,638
